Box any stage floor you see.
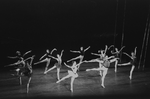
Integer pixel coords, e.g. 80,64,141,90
0,63,150,99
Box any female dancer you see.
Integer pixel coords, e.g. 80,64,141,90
85,55,118,88
67,46,90,71
34,48,57,74
8,50,32,60
56,61,85,92
111,46,125,72
118,47,137,80
6,55,35,93
44,50,64,81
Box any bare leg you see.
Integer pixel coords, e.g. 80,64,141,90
57,68,60,81
101,69,108,88
44,65,56,74
129,65,135,80
99,71,102,76
70,77,75,92
114,60,118,73
56,74,71,83
44,59,50,73
27,77,31,94
86,68,100,71
19,76,22,85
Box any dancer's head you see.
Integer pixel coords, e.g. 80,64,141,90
46,49,49,53
80,47,83,51
16,51,21,55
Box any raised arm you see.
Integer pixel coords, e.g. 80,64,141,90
123,52,132,59
118,46,125,53
48,55,57,60
40,53,47,60
60,50,64,57
84,46,90,52
134,47,137,56
64,62,71,68
67,56,81,62
50,48,57,54
104,45,108,55
108,45,114,50
23,50,32,57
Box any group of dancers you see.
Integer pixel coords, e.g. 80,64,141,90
5,45,137,93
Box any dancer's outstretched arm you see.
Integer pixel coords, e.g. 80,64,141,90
64,62,71,68
67,56,81,62
118,62,130,66
40,53,47,60
104,45,108,55
84,46,90,52
91,53,100,56
7,56,18,59
123,52,132,59
23,50,32,57
70,50,80,53
118,46,125,53
108,45,114,50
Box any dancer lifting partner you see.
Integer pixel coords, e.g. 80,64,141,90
118,47,137,80
34,48,57,74
67,46,90,71
44,50,64,81
56,61,85,92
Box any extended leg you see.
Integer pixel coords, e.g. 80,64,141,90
56,74,71,83
44,65,56,74
86,68,100,71
129,65,135,80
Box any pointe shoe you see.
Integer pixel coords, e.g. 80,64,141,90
44,71,47,75
129,76,132,80
70,89,73,92
86,69,90,71
101,84,105,88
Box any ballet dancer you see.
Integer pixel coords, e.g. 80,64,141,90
56,60,85,92
85,54,118,88
34,48,57,74
111,46,125,72
8,50,32,60
67,46,90,71
44,50,64,81
118,47,137,80
6,55,35,93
